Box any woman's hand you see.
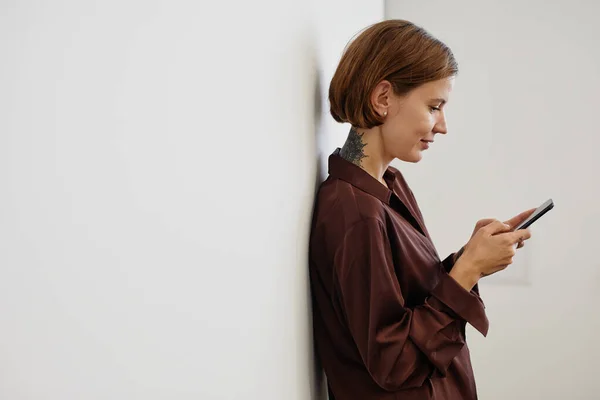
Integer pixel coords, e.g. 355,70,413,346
454,208,536,262
451,221,532,290
450,210,535,290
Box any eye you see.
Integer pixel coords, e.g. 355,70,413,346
429,106,441,112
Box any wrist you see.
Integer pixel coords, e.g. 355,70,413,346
453,246,465,263
449,259,479,291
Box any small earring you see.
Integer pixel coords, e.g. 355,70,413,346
383,111,387,117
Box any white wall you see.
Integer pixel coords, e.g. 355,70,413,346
0,0,383,399
386,1,600,399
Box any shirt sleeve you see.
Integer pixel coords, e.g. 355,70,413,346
333,218,489,391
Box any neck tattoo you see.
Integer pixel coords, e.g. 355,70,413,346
340,127,368,167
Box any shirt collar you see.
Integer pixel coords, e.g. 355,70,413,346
328,148,396,205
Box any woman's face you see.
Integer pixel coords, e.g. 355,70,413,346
380,77,454,163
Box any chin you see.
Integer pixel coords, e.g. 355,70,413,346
397,152,423,163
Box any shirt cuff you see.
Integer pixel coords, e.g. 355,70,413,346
430,272,489,336
441,253,456,272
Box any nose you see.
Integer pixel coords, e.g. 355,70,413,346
434,111,448,135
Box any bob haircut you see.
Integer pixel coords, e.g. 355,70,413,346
329,19,458,129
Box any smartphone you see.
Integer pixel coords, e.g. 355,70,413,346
514,198,554,231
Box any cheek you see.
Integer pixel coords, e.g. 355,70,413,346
408,115,434,140
421,113,436,130
399,106,435,134
384,111,433,145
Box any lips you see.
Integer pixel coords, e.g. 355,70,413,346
420,139,432,149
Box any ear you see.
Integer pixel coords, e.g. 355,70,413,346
370,80,392,117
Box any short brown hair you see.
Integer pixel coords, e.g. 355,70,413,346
329,19,458,129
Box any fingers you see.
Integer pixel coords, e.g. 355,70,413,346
482,220,512,235
507,228,532,244
504,208,536,230
473,218,496,238
476,218,496,229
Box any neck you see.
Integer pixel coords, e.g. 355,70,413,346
339,126,392,185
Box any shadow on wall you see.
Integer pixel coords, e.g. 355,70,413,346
307,66,328,400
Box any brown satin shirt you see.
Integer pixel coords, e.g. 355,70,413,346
309,149,490,400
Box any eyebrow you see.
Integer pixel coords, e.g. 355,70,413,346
430,98,447,105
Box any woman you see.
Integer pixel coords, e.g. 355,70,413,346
308,20,534,400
